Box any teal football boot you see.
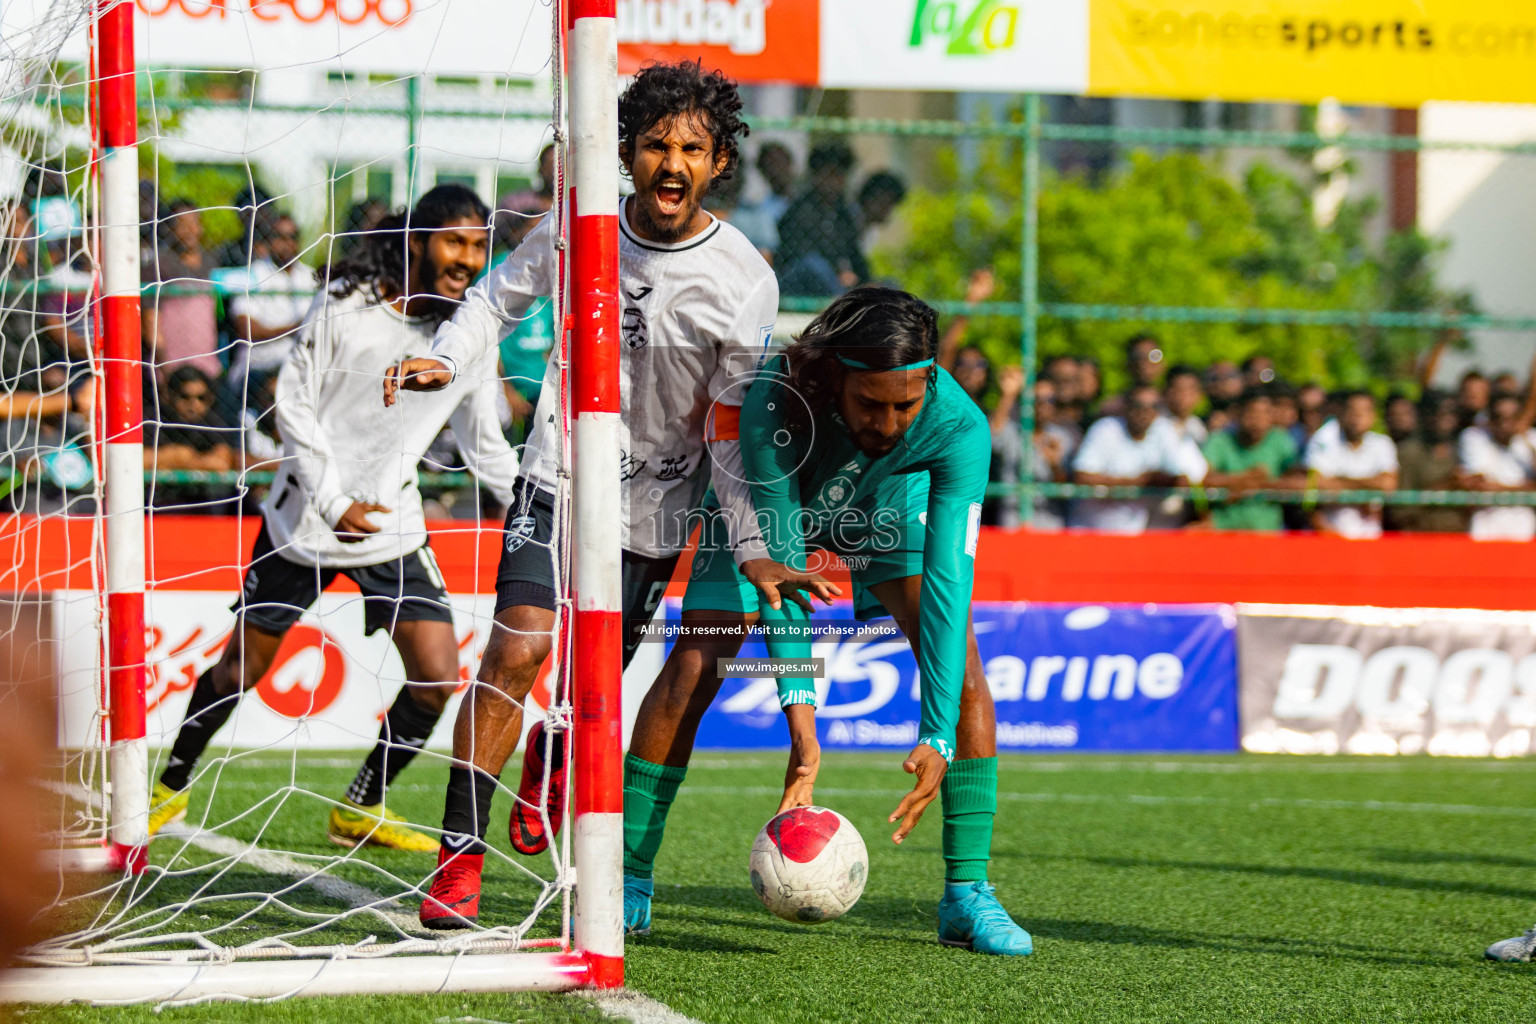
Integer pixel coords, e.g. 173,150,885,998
623,874,653,936
937,881,1033,956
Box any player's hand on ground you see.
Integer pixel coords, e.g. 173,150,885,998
383,358,452,405
888,743,947,845
740,558,842,613
334,501,389,542
778,703,821,813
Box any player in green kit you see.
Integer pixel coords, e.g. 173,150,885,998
620,286,1031,956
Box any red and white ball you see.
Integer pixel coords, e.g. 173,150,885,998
748,806,868,923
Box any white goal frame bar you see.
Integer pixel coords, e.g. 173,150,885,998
6,0,624,1003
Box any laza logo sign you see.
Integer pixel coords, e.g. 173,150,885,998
617,0,767,56
909,0,1019,55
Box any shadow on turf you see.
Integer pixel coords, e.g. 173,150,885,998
1079,855,1536,903
638,886,1471,968
638,884,947,947
1024,918,1467,968
1366,848,1536,869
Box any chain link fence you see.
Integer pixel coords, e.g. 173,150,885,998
7,81,1536,537
750,96,1536,538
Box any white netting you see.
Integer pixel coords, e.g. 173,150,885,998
2,0,587,998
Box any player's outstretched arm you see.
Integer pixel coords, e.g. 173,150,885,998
382,357,453,404
777,702,820,813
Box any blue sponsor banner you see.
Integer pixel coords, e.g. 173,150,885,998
683,601,1239,753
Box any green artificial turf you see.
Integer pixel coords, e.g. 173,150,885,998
17,752,1536,1023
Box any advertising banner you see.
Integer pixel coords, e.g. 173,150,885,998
1237,604,1536,758
819,0,1089,93
618,0,821,86
53,590,660,751
1089,0,1536,106
26,0,1536,104
32,0,555,76
690,601,1240,753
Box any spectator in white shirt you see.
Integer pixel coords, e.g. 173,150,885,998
1164,364,1208,446
226,213,314,388
1071,384,1208,534
1304,391,1399,539
1457,393,1536,541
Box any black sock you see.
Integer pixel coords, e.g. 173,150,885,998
441,766,499,855
159,669,239,792
345,689,443,806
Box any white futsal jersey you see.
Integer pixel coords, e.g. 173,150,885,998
265,288,520,569
431,200,779,559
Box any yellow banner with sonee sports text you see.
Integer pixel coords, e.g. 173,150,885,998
1090,0,1536,106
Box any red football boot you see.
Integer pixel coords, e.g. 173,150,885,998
420,843,483,930
509,719,567,856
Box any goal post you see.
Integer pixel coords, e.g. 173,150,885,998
567,0,626,992
2,0,625,1004
98,0,149,880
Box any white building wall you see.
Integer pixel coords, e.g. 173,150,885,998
1420,102,1536,382
154,67,552,233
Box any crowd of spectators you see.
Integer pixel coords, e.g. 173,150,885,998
6,150,1534,540
0,157,565,516
711,140,907,297
943,308,1536,539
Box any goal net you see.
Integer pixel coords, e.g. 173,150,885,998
0,0,624,1004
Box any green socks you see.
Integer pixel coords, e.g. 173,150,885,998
941,756,998,883
622,753,688,879
623,752,993,882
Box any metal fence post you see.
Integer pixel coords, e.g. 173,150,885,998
1019,93,1041,527
406,74,422,202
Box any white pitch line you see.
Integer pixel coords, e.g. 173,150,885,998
681,785,1536,818
43,782,709,1024
155,821,427,935
41,779,427,936
584,989,707,1024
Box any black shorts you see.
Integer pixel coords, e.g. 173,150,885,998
234,521,455,637
494,480,679,668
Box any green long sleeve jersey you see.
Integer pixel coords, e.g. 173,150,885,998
738,357,991,761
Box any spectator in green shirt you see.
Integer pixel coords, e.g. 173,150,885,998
485,196,554,439
496,296,554,428
1202,386,1300,532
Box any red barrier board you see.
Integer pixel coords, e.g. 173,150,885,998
5,515,1533,610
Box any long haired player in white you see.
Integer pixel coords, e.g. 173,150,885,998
148,185,519,852
385,61,814,930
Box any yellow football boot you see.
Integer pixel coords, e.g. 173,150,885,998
147,780,189,838
327,798,440,853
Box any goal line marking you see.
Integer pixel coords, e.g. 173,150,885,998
683,785,1536,818
584,989,708,1024
44,781,705,1022
43,779,425,935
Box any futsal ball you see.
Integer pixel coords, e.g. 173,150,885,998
748,806,868,923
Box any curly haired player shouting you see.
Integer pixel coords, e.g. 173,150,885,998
384,62,811,930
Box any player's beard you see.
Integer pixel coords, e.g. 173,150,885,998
631,174,706,243
408,248,462,325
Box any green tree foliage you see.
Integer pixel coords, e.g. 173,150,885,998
873,143,1474,396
